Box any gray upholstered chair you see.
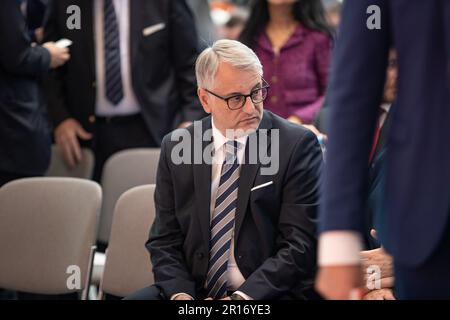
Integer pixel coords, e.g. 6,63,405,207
46,145,95,180
0,178,102,299
97,148,160,245
99,185,155,298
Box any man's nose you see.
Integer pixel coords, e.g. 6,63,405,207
242,96,255,114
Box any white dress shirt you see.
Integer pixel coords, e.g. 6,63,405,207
379,103,391,128
210,118,248,294
93,0,140,116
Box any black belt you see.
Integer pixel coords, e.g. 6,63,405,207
95,113,141,124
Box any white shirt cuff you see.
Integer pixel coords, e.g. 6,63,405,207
318,231,363,266
233,291,253,300
170,293,194,300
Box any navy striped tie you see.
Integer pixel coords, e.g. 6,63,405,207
205,140,241,299
104,0,124,105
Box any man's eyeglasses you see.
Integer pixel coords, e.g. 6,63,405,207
204,79,270,110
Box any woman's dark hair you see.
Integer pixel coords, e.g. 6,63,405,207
239,0,333,49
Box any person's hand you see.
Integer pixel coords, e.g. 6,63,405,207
316,265,365,300
360,229,395,291
361,229,394,280
220,297,231,300
173,294,193,300
42,42,70,69
360,247,394,282
363,288,395,300
54,119,92,168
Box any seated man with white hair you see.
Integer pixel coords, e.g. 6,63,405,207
126,39,322,300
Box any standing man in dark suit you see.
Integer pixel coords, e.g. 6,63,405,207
126,39,322,300
43,0,204,181
317,0,450,299
0,0,70,187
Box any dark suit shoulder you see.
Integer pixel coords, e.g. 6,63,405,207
161,115,211,149
266,111,318,148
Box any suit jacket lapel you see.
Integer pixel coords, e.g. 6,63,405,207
193,117,213,247
234,112,273,240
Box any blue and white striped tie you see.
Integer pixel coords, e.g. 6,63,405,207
104,0,124,106
205,140,241,299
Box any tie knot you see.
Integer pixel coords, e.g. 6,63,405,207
225,140,239,156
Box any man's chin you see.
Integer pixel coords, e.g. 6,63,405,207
237,123,259,137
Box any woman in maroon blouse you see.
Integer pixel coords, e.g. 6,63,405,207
239,0,333,125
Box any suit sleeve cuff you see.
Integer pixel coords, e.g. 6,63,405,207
170,293,194,300
318,231,363,266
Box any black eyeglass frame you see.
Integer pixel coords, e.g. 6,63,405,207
204,79,270,110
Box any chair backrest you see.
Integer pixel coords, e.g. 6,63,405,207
98,148,160,244
100,185,155,297
0,178,101,296
46,145,95,179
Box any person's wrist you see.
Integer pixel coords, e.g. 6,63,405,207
172,293,194,300
230,293,245,300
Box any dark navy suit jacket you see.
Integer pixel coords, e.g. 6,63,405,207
321,0,450,267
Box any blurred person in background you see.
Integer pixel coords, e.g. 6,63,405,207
43,0,204,183
239,0,332,125
361,49,397,300
0,0,69,188
311,48,398,301
186,0,219,48
317,0,450,300
322,0,342,31
217,5,249,40
0,0,69,300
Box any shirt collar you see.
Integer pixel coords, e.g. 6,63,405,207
380,103,392,113
211,117,248,154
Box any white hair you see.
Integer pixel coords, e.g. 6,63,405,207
195,39,263,89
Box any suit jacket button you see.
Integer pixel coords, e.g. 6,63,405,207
88,115,96,124
197,252,204,259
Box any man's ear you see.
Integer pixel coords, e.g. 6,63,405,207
198,88,212,114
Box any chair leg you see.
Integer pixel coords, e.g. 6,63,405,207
82,245,97,300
